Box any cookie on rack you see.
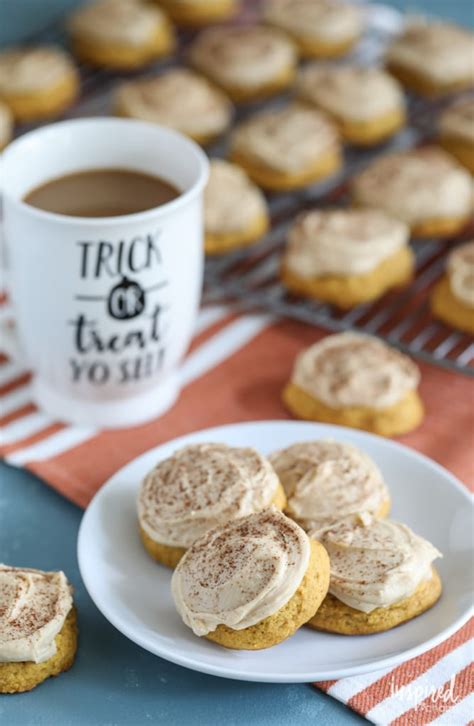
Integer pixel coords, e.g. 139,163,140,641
188,25,297,103
0,46,79,122
281,208,413,308
68,0,175,70
137,443,287,568
307,515,442,635
204,159,269,255
283,332,424,437
154,0,239,26
115,68,233,145
0,100,13,150
385,19,474,97
230,104,342,191
439,99,474,174
0,565,78,693
351,147,473,239
171,508,330,649
296,64,406,146
263,0,362,59
431,241,474,335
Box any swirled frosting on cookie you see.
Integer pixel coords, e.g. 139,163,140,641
0,565,73,664
386,20,474,84
296,64,404,121
116,69,232,138
138,443,280,548
189,25,296,89
318,516,441,612
0,100,12,148
205,160,268,234
232,104,339,173
263,0,362,42
292,332,420,409
171,509,310,635
270,440,389,535
284,209,408,278
0,46,76,94
447,241,474,308
440,99,474,145
352,148,472,225
69,0,169,46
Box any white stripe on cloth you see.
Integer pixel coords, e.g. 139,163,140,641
0,385,34,416
366,639,473,725
5,427,98,466
327,667,394,703
194,305,229,335
0,361,28,386
0,411,56,446
429,691,474,726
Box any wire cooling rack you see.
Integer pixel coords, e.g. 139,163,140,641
10,2,474,375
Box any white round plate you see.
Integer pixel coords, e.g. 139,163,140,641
78,421,473,683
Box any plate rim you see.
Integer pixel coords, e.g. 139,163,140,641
77,419,473,683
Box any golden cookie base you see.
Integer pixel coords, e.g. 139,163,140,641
1,72,79,122
410,215,470,240
431,276,474,335
155,0,237,26
0,607,78,694
283,383,424,437
336,107,406,146
307,568,442,635
281,245,414,309
205,211,269,255
439,136,474,174
205,538,330,650
386,62,474,97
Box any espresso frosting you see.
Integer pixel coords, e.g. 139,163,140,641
171,509,310,636
263,0,362,42
0,100,12,148
69,0,169,46
138,443,280,548
387,20,474,84
440,99,474,145
205,160,268,234
189,25,296,89
353,148,473,224
292,332,420,409
116,69,232,138
284,209,408,278
270,440,389,535
0,47,76,95
318,516,441,613
232,104,339,173
447,241,474,308
296,64,404,121
0,565,73,664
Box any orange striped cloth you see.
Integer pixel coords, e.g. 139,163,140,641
0,305,473,724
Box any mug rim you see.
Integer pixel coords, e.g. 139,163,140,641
1,117,209,226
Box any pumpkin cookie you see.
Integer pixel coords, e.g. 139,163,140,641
115,68,233,145
308,516,442,634
68,0,175,70
204,159,269,255
189,25,296,103
171,509,330,649
283,332,424,436
263,0,362,59
0,46,79,123
281,208,413,308
0,100,13,150
137,443,286,568
439,99,474,174
155,0,238,26
385,19,474,97
352,147,473,239
431,241,474,335
230,104,342,191
0,565,78,693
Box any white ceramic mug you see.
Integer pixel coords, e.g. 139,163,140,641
1,118,209,428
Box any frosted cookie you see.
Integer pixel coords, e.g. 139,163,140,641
296,64,405,146
270,440,390,537
204,159,269,255
308,516,442,634
439,99,474,174
0,101,13,150
431,241,474,335
189,25,296,103
281,209,413,308
115,68,233,145
0,565,77,693
171,509,330,649
263,0,362,59
386,20,474,97
283,332,424,436
0,46,79,122
352,147,473,239
137,443,287,567
230,104,342,191
155,0,238,26
68,0,175,70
